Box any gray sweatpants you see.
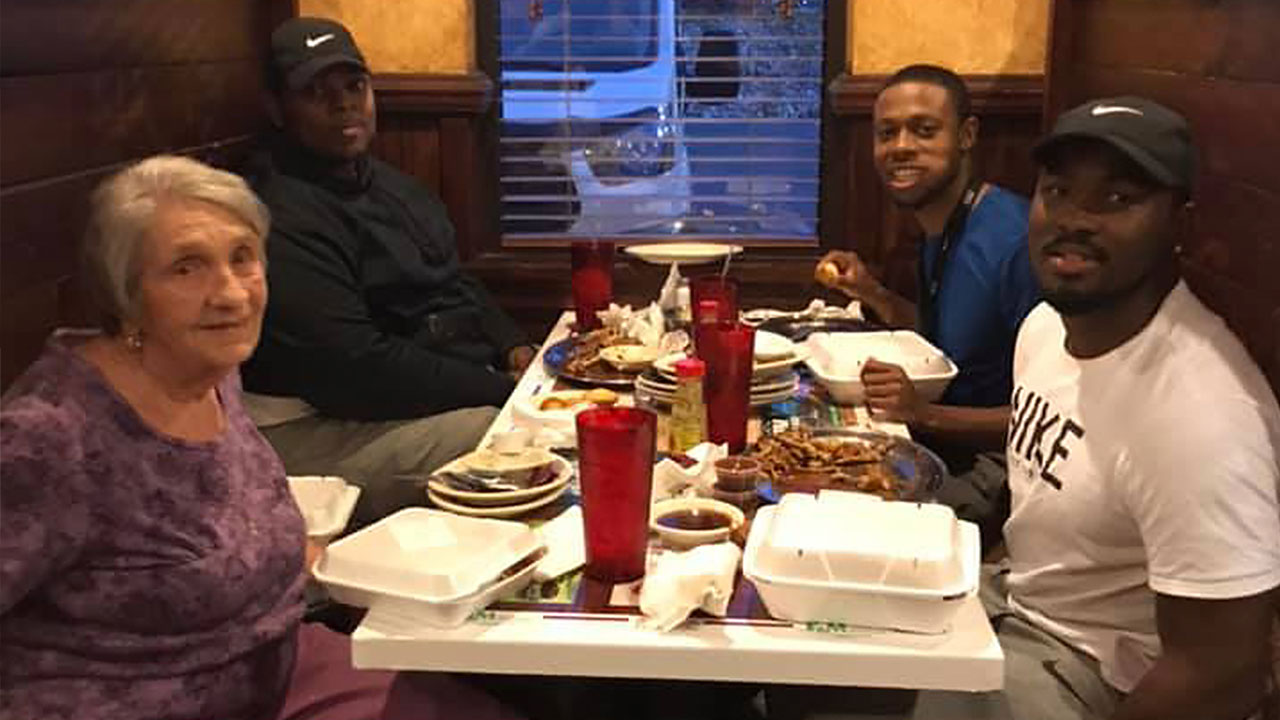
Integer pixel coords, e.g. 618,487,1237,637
261,406,498,529
765,566,1123,720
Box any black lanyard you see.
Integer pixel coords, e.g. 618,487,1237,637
918,179,985,340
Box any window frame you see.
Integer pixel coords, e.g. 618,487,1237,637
472,0,849,261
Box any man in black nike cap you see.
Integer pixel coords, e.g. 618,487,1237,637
782,97,1280,720
242,17,536,526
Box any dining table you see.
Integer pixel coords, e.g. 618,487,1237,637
349,311,1004,694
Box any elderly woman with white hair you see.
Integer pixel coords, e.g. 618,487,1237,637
0,156,523,720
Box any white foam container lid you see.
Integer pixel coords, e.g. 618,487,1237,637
288,476,361,542
315,508,544,604
744,493,979,634
804,331,958,404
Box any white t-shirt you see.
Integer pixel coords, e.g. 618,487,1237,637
1004,281,1280,693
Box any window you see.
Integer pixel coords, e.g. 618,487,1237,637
493,0,828,244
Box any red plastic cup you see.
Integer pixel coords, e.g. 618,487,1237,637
689,275,739,325
700,322,755,453
571,240,614,331
690,275,738,356
576,407,657,582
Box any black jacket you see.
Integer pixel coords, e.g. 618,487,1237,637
241,142,524,420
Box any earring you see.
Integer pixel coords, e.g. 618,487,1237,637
124,329,144,352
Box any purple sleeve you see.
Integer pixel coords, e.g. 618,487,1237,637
0,406,91,614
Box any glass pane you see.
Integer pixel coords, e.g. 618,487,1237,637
497,0,825,241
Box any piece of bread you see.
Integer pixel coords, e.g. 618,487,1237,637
815,261,841,287
585,388,619,406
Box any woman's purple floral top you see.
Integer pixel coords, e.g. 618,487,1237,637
1,331,308,720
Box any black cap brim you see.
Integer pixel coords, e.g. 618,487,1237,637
1033,131,1182,188
286,55,368,91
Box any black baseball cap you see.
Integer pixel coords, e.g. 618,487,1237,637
269,17,368,92
1034,97,1195,189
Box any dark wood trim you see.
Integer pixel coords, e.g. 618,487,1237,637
1044,0,1075,128
828,73,1046,117
372,73,494,116
817,0,852,256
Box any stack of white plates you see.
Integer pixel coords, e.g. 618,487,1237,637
425,453,573,519
636,367,799,407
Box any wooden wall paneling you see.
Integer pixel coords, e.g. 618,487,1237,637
1044,0,1076,124
438,117,478,259
0,0,286,389
1062,67,1280,195
1066,0,1280,84
0,0,273,76
372,114,408,178
0,66,263,187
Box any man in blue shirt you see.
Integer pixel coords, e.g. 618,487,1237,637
817,65,1039,545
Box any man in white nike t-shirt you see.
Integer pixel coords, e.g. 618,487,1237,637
802,99,1279,720
1001,98,1279,719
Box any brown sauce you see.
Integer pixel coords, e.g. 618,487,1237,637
656,509,733,531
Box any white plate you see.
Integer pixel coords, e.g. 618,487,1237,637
636,370,796,395
428,484,569,519
636,377,797,407
428,454,573,507
753,330,797,361
623,242,743,265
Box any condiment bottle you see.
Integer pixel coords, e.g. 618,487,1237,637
668,357,708,455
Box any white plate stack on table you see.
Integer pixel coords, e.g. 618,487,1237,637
425,445,573,519
314,508,545,628
804,331,959,406
744,491,980,634
642,330,808,406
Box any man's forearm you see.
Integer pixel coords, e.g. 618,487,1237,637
862,283,918,329
913,404,1010,451
1111,653,1268,720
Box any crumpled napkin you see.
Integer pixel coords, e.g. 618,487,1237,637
639,542,742,631
651,442,728,503
658,263,683,311
743,298,864,324
597,302,689,354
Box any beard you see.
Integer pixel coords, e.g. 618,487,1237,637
1041,264,1159,317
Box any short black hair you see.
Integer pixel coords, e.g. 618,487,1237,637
881,64,972,121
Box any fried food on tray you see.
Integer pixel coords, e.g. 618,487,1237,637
584,388,619,405
536,388,619,412
750,427,898,499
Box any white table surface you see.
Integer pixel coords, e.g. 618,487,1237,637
351,311,1003,691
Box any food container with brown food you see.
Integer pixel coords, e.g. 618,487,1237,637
749,427,945,503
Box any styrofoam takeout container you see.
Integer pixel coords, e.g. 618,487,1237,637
313,508,544,627
287,476,361,542
804,331,958,405
743,493,979,634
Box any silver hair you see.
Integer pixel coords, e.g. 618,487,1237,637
82,155,270,334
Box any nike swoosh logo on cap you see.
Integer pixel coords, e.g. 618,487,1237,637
305,33,335,48
1091,104,1144,117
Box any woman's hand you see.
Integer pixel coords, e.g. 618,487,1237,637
305,539,327,575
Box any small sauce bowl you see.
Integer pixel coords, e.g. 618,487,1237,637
651,498,745,550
